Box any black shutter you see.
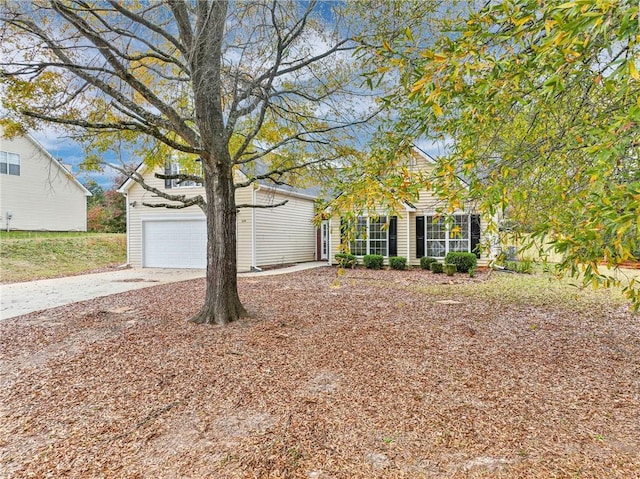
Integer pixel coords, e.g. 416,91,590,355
470,214,481,258
388,216,397,257
416,216,425,258
340,217,346,246
164,162,172,189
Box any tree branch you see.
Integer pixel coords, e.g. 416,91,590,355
236,200,288,209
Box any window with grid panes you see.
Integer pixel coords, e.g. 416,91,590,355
350,216,388,256
425,215,470,257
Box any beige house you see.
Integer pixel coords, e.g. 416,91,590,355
325,148,494,267
0,127,90,231
118,164,319,271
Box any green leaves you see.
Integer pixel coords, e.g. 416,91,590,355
378,0,640,309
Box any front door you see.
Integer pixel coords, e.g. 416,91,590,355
320,220,329,260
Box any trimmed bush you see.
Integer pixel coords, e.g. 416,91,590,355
335,253,356,268
420,256,438,270
468,267,477,278
430,262,444,273
444,252,477,273
389,256,407,270
444,263,457,276
363,254,384,270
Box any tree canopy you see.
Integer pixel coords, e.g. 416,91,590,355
369,0,639,308
0,0,365,324
0,0,443,324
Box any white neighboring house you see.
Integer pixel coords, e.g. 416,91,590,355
117,163,319,271
0,127,91,231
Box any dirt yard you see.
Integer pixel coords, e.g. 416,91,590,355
1,268,638,478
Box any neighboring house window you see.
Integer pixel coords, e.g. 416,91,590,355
419,214,479,258
164,161,202,189
349,216,389,256
0,151,20,176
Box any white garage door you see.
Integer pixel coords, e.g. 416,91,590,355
143,219,206,268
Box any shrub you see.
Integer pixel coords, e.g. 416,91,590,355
518,258,534,274
503,261,518,272
335,253,356,268
430,262,444,273
445,252,477,273
468,267,476,278
363,254,384,270
389,256,407,270
503,259,533,274
420,256,438,270
444,263,457,276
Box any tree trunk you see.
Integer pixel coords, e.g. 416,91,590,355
190,164,248,325
186,1,248,325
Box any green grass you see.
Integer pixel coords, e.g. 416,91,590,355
0,232,126,282
412,270,630,312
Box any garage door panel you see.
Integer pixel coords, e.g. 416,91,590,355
143,219,206,268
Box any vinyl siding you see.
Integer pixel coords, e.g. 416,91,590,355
0,133,87,231
396,212,408,259
235,186,253,272
254,188,316,267
125,166,254,271
329,151,493,267
329,209,407,265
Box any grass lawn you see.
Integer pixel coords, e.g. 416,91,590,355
0,232,126,282
0,268,638,478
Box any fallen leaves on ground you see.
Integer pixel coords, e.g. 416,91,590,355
1,268,639,478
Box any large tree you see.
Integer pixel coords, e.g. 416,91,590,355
373,0,640,308
0,0,402,324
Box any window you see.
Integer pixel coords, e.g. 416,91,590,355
350,216,388,256
0,151,20,176
424,215,470,257
165,161,202,188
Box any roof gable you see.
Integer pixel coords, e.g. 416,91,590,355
2,128,92,197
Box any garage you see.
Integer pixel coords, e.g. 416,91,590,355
142,218,206,268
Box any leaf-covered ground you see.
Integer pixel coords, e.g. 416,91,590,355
1,268,639,478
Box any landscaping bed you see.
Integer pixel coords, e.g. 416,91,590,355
1,268,638,478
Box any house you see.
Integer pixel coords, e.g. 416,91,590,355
324,148,494,267
117,162,319,271
0,127,91,231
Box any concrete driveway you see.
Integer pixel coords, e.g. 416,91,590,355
0,262,328,320
0,268,206,320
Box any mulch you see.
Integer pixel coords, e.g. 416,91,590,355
1,268,639,478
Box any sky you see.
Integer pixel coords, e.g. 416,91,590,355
5,0,449,190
